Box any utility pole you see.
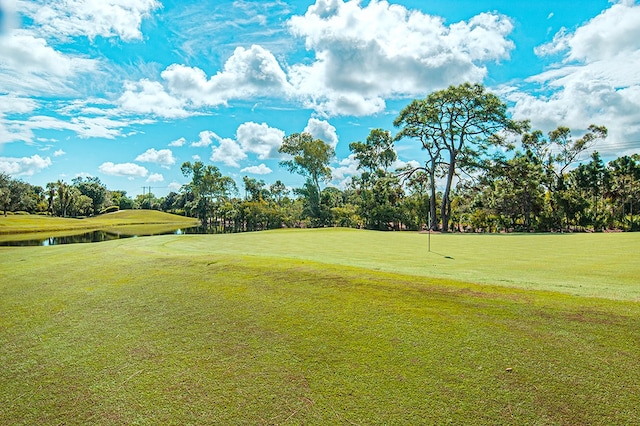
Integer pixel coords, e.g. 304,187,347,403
141,186,153,209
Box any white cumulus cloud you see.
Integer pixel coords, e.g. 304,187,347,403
512,0,640,154
241,164,272,175
135,148,176,168
98,161,148,178
168,181,182,192
118,79,190,118
210,137,247,167
146,172,164,183
0,31,98,95
304,118,338,148
161,45,291,107
168,137,186,147
287,0,514,116
331,154,359,184
235,121,285,159
0,154,52,176
189,122,288,168
191,130,219,147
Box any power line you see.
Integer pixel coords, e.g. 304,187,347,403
140,186,166,209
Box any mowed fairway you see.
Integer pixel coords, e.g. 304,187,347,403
1,229,639,424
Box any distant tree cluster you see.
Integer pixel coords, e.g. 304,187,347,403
2,83,639,232
0,174,172,218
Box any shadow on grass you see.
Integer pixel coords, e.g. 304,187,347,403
429,251,455,260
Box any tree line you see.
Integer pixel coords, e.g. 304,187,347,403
2,83,639,232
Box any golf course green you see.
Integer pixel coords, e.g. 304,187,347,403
1,214,639,424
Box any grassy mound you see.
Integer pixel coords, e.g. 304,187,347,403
1,230,639,424
0,210,199,235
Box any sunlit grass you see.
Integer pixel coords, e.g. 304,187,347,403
1,229,639,424
153,228,640,301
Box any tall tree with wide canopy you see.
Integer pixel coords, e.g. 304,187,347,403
349,129,397,174
394,100,443,230
349,129,401,229
279,132,335,226
55,180,73,217
72,176,107,215
395,83,519,231
279,132,334,195
181,161,237,227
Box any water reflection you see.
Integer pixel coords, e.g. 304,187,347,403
0,227,201,247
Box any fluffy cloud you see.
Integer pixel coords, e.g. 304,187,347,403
191,130,219,148
393,158,421,171
190,122,287,168
210,137,247,168
146,173,164,183
168,181,182,192
0,31,98,95
98,162,148,178
23,0,161,41
0,154,52,176
168,137,186,147
331,154,359,184
304,118,338,148
241,164,273,175
118,80,190,118
511,1,640,154
287,0,514,116
235,122,285,159
161,45,291,107
0,31,95,76
135,148,176,168
105,1,514,119
535,1,640,63
53,149,65,157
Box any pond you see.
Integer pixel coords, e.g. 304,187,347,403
0,227,202,247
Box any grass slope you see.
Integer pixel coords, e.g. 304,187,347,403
0,210,199,236
1,230,639,424
150,228,640,301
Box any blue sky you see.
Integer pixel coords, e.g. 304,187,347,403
1,0,639,197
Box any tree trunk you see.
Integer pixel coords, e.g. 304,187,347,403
440,154,456,232
428,158,438,231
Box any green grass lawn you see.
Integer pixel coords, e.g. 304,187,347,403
154,228,640,300
1,229,639,424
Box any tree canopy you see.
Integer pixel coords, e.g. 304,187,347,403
3,83,637,233
395,83,520,231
